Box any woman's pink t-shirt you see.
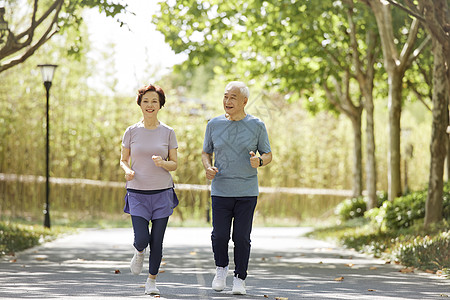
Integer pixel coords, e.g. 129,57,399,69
122,122,178,190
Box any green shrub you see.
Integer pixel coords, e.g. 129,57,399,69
443,183,450,219
335,196,366,221
364,206,386,230
340,230,394,258
0,221,62,256
384,191,427,230
373,184,450,231
376,191,389,207
395,230,450,272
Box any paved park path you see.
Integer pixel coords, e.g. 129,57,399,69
0,227,448,299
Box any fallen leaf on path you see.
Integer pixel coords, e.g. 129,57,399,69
399,267,414,273
275,256,283,259
261,257,266,261
161,262,166,266
189,251,197,255
35,256,47,261
318,261,323,264
114,269,121,274
275,297,288,300
77,258,85,261
263,295,268,298
334,276,344,281
9,258,17,263
385,260,391,264
297,285,301,288
439,293,448,297
369,266,378,270
345,263,354,267
368,289,376,292
425,269,435,274
159,270,165,273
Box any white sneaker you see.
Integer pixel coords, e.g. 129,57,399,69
232,276,246,295
145,278,160,295
212,266,229,291
130,248,145,275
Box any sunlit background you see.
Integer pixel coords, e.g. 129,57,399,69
0,0,444,227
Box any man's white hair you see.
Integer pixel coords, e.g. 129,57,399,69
225,81,250,99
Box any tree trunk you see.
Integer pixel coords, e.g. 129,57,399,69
365,93,377,208
352,114,363,197
447,134,450,182
346,0,378,207
323,79,363,198
388,74,403,200
362,0,423,201
424,32,449,227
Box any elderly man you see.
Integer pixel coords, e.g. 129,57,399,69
202,81,272,295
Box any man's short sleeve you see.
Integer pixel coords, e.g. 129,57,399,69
203,121,213,153
258,122,271,154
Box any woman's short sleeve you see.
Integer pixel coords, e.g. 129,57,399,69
169,129,178,150
122,127,131,148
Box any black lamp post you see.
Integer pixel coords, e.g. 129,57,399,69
38,64,57,229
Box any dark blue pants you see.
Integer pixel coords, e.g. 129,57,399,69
211,196,257,280
131,215,168,276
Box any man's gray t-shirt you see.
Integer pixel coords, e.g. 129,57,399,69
203,114,271,197
122,122,178,190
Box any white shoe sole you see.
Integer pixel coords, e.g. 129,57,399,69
145,290,160,295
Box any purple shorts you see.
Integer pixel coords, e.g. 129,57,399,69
123,188,179,221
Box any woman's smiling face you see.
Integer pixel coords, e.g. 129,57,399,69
140,91,161,116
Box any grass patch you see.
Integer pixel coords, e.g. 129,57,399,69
0,220,74,257
308,218,450,278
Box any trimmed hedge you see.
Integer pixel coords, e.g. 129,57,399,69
337,183,450,229
335,196,367,220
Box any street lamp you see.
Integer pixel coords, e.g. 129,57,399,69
38,64,58,229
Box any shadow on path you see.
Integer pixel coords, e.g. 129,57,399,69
0,227,448,299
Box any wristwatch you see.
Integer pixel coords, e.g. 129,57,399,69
258,157,263,167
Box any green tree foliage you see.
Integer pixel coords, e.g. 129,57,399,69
0,2,439,226
0,0,128,72
154,0,368,96
153,0,384,200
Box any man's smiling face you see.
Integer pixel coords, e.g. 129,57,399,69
223,86,247,118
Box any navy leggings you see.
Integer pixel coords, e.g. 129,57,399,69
211,196,257,280
131,215,168,276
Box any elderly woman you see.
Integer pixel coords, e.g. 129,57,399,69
120,84,178,295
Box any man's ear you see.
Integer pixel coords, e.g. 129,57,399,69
243,97,248,106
